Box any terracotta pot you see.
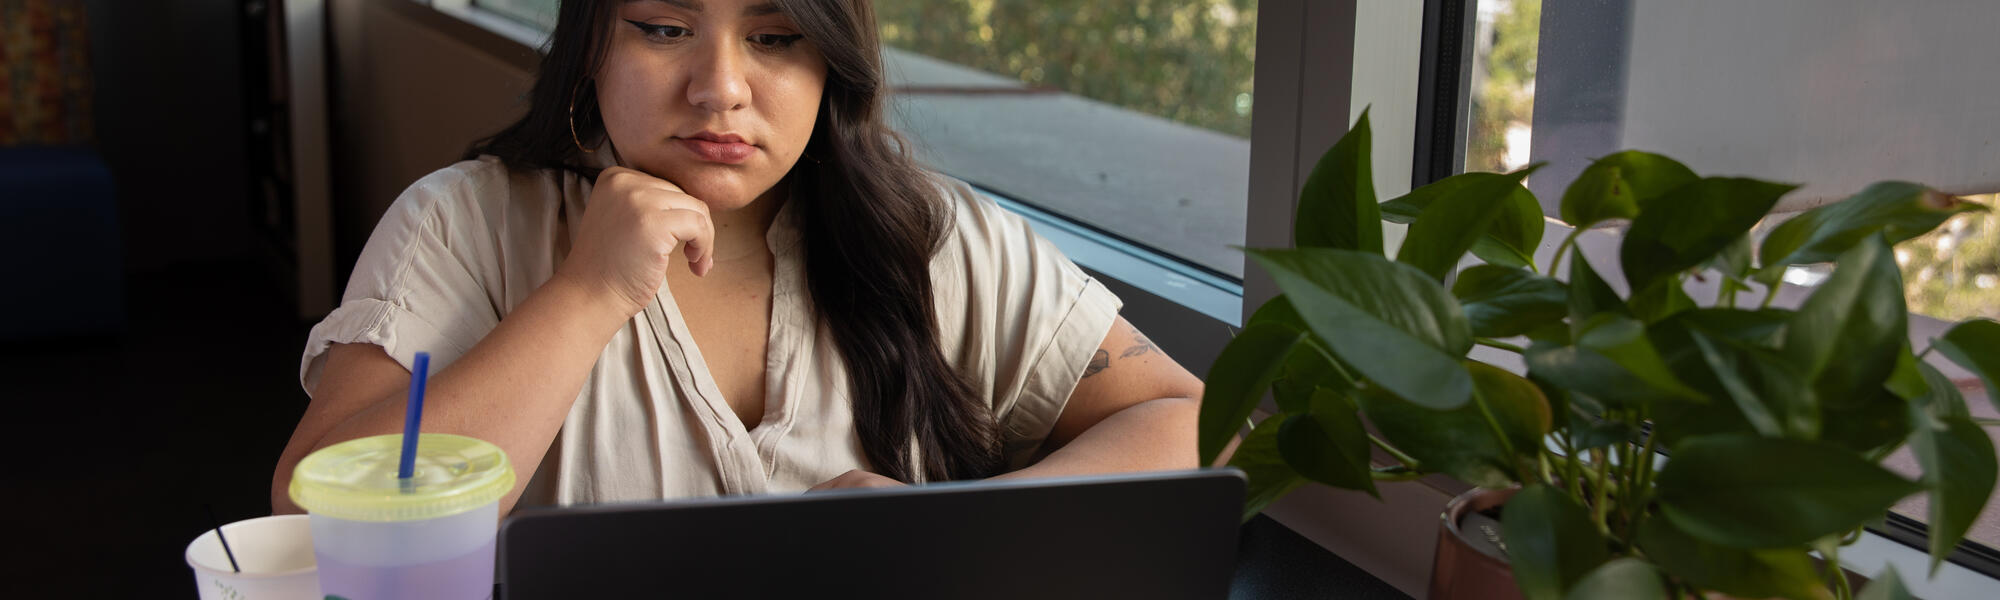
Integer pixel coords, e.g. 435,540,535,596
1428,487,1523,600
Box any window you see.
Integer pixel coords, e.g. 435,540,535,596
875,1,1258,282
471,0,557,29
1445,0,2000,578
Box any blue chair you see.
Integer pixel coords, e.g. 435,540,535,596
0,146,124,340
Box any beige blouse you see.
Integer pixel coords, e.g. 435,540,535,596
297,152,1123,508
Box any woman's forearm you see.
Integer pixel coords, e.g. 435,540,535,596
304,274,632,514
997,396,1200,481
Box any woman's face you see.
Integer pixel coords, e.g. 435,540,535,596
594,0,828,210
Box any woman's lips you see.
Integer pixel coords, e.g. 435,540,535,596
677,138,756,164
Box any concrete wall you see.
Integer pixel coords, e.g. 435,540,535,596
326,0,536,286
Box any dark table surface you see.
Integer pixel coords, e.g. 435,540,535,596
1232,515,1410,599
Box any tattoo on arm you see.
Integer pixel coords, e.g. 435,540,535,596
1082,349,1111,378
1120,326,1161,358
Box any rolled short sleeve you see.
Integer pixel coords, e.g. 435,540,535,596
930,178,1123,469
299,163,507,395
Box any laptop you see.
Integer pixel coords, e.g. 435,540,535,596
497,469,1246,599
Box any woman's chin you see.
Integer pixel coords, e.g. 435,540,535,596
643,168,775,212
666,180,743,208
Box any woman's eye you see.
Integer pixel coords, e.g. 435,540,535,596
625,19,690,41
750,33,805,49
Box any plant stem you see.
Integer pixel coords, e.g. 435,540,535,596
1760,281,1780,309
1306,340,1360,386
1550,228,1585,277
1591,448,1613,536
1476,337,1527,354
1538,451,1556,486
1977,418,2000,427
1827,541,1852,600
1370,467,1425,481
1470,387,1531,482
1369,434,1422,468
1563,433,1584,500
1918,345,1935,361
1621,426,1661,552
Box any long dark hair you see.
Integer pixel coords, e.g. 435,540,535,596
467,0,1003,483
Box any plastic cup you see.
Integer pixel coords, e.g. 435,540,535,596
290,433,515,600
184,514,321,599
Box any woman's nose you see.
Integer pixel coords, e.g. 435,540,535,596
686,41,750,112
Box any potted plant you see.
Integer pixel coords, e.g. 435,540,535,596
1200,110,2000,599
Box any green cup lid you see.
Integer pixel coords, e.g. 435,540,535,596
289,433,515,522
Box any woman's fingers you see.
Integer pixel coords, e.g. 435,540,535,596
652,206,716,277
645,189,715,275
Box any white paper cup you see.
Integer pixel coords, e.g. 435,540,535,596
185,514,321,600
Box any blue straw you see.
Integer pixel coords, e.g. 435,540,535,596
397,352,432,481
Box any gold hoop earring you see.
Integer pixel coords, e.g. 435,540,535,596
569,78,596,153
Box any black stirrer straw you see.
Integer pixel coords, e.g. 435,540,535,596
203,504,241,573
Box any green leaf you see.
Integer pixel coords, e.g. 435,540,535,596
1559,151,1699,229
1270,378,1315,414
1915,360,1970,420
1709,233,1754,279
1566,248,1630,338
1246,248,1475,408
1634,515,1825,600
1252,298,1360,398
1627,279,1696,324
1198,323,1307,465
1855,566,1915,600
1907,398,1998,575
1246,295,1307,331
1687,329,1819,439
1228,415,1306,522
1470,235,1539,270
1356,384,1516,488
1817,391,1909,455
1296,109,1381,254
1454,265,1569,338
1525,314,1703,407
1277,388,1379,497
1382,171,1546,271
1759,182,1988,278
1675,307,1793,348
1656,434,1921,548
1502,484,1609,600
1563,559,1665,600
1884,345,1930,401
1621,177,1797,294
1398,168,1539,282
1933,319,2000,414
1783,235,1906,410
1469,361,1553,458
1648,309,1792,415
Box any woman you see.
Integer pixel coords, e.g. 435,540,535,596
270,0,1202,515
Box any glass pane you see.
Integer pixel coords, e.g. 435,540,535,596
474,0,558,29
1900,200,2000,323
877,0,1257,278
1465,0,2000,552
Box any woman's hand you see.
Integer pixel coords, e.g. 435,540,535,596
806,469,908,492
554,166,717,319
